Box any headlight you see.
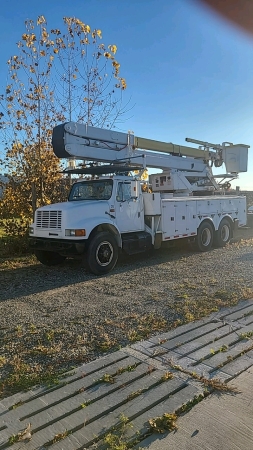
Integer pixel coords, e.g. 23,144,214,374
29,227,34,235
65,229,86,237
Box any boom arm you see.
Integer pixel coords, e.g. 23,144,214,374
52,121,249,175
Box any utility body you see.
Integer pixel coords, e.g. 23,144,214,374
29,122,250,275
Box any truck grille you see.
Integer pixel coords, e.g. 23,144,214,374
36,210,62,229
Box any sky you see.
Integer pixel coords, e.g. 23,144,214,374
0,0,253,189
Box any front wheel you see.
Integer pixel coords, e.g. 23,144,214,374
195,221,214,252
86,232,118,275
214,219,232,247
34,250,66,266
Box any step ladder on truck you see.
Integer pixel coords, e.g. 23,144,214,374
29,122,250,275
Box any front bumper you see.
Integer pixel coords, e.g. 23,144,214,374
29,237,86,256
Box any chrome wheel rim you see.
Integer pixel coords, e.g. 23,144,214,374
201,228,211,246
221,224,229,242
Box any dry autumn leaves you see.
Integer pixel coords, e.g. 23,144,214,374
0,15,128,238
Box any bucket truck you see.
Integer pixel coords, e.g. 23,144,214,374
29,122,249,275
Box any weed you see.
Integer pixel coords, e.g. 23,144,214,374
239,331,253,340
9,401,24,410
175,293,189,299
51,430,71,444
116,363,138,375
90,329,118,353
8,423,32,445
168,361,238,393
127,389,143,401
101,373,115,384
178,393,206,414
220,344,228,352
127,330,142,342
149,413,178,433
161,371,174,381
0,356,6,367
210,344,228,355
240,288,253,300
80,400,91,408
29,324,37,334
45,330,55,341
8,434,19,445
184,312,195,322
15,325,22,337
29,344,60,356
214,290,232,301
146,365,156,375
103,414,132,450
104,432,129,450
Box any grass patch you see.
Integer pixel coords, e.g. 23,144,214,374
0,355,63,398
0,254,36,271
172,285,253,325
0,324,78,399
127,313,167,343
0,234,30,258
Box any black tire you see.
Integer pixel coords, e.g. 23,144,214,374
195,221,214,252
214,219,232,247
34,250,66,266
86,232,118,275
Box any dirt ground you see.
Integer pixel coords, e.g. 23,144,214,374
1,224,253,398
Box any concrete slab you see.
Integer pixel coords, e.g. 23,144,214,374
137,366,253,450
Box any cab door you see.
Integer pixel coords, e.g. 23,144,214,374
114,181,144,232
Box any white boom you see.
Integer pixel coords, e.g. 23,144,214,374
52,121,249,193
52,121,249,172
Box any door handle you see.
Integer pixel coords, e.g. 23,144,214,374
105,211,115,219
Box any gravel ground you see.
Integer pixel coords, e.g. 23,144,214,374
1,228,253,397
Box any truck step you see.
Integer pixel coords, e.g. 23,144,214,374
122,232,152,255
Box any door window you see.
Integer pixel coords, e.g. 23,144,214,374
116,183,132,202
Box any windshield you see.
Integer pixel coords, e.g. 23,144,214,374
68,179,113,201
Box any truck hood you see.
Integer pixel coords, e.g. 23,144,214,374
37,200,110,213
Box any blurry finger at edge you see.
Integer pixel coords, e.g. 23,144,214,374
198,0,253,36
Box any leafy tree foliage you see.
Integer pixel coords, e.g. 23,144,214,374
0,16,127,236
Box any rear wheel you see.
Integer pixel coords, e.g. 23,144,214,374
214,219,232,247
195,221,214,252
34,250,66,266
86,232,118,275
